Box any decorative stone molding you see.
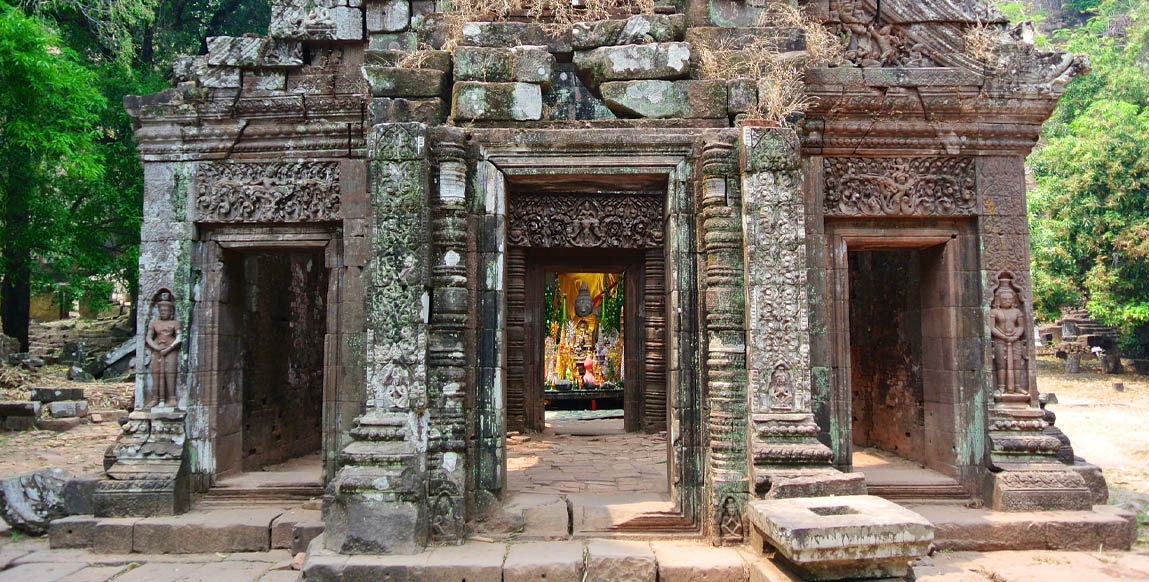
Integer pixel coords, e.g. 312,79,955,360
194,162,341,223
823,157,976,216
741,126,835,492
93,410,190,517
701,132,749,544
507,194,664,248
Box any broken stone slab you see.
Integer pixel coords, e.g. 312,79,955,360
600,80,726,119
0,468,74,535
585,539,656,582
650,541,748,582
48,400,89,419
31,387,84,402
452,81,542,121
746,495,933,581
504,540,586,582
362,66,448,97
574,42,691,84
370,97,447,124
365,49,452,72
571,14,687,49
454,46,555,84
206,36,303,68
367,0,410,33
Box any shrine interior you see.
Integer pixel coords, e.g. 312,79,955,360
216,250,327,479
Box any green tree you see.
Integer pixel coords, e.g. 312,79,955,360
0,0,105,349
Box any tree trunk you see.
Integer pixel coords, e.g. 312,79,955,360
2,151,33,351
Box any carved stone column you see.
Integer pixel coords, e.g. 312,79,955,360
427,127,469,541
324,123,431,554
978,156,1091,511
701,132,750,544
740,126,835,494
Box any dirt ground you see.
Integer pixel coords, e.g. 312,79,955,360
1035,355,1149,550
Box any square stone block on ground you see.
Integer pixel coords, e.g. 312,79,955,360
585,539,656,582
504,540,586,582
49,515,98,548
270,508,321,549
746,495,933,581
423,540,506,582
651,541,749,582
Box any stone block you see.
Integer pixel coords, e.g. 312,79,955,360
650,542,748,582
206,37,303,68
30,387,84,402
63,474,101,515
585,539,656,582
366,49,452,72
1071,462,1109,505
323,493,427,555
371,97,446,124
37,417,83,431
600,80,726,119
133,507,281,553
452,82,542,121
369,31,418,51
500,493,569,538
243,70,287,91
48,400,89,419
362,66,447,97
271,508,322,549
454,46,554,84
93,518,138,554
571,14,686,49
916,503,1136,551
988,468,1092,512
461,21,543,47
746,495,933,581
424,541,506,581
504,541,585,582
293,519,326,555
574,42,691,83
49,515,98,549
684,26,804,53
728,78,757,115
331,6,364,40
761,470,867,499
367,0,410,32
90,410,127,424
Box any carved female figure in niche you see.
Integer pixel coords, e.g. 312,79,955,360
768,364,795,411
145,290,182,409
990,272,1029,395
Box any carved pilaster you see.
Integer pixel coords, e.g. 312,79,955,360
427,128,468,542
325,123,431,553
741,126,835,494
977,156,1091,511
701,133,749,544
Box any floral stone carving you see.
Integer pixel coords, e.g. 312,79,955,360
195,161,341,223
823,157,976,216
508,194,664,249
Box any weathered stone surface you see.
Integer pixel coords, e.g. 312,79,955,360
243,70,287,92
369,31,418,51
504,541,585,582
48,400,89,419
367,0,410,33
48,515,98,549
38,417,83,431
366,49,452,72
93,518,137,554
452,82,542,121
460,21,558,48
132,507,282,553
62,474,100,515
574,43,691,83
499,493,569,538
206,37,303,68
650,542,748,582
270,0,362,40
585,539,656,582
761,470,867,499
0,468,73,535
30,387,84,402
601,80,726,119
746,495,933,581
727,79,757,115
454,46,554,84
423,541,505,581
914,503,1136,551
571,14,686,49
1072,462,1109,505
684,26,804,52
363,66,447,97
270,508,321,550
0,401,38,432
371,97,447,124
988,468,1093,512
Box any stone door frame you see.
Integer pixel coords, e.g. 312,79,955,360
188,224,345,489
471,129,704,527
825,220,986,494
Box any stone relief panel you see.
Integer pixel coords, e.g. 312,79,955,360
194,161,341,223
823,157,977,217
507,194,664,248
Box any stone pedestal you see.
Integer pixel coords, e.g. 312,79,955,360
747,495,933,581
94,410,190,517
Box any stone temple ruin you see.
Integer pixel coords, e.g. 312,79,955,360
83,0,1138,577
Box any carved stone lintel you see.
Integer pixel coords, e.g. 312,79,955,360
507,194,664,249
195,162,341,223
823,157,976,216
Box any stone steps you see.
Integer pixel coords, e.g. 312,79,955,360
866,482,971,502
909,503,1137,552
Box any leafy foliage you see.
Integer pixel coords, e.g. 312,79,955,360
1024,0,1149,351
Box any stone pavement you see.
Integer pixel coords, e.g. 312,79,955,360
507,419,668,495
